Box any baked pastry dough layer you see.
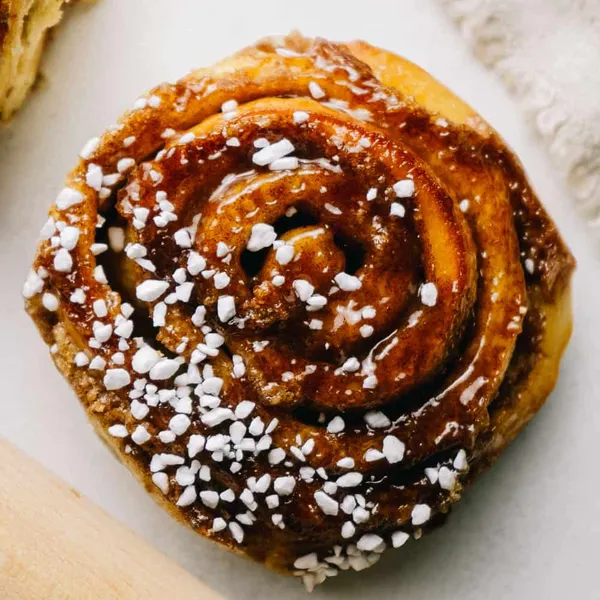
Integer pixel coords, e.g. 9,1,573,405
0,0,68,120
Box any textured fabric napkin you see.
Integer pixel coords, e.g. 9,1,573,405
440,0,600,231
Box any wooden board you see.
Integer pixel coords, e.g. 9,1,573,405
0,437,223,599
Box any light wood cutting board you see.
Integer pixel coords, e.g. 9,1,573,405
0,437,223,599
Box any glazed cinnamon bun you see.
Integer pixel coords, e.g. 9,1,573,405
23,34,574,589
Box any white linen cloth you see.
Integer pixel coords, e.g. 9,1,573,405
440,0,600,230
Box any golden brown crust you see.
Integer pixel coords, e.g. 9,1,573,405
0,0,70,120
24,34,574,588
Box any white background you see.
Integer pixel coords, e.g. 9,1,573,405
1,1,599,598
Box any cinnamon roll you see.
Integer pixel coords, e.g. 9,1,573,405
23,33,575,589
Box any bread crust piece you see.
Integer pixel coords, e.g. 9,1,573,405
0,0,68,120
24,34,575,586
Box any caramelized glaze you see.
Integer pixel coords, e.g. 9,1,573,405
24,34,575,587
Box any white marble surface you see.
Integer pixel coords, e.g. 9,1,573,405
1,1,598,598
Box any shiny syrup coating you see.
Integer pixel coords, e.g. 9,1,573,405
24,34,574,583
